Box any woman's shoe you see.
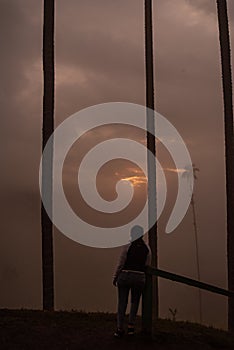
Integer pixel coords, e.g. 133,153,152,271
114,328,125,338
127,325,135,335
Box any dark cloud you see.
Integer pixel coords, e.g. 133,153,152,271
186,0,234,21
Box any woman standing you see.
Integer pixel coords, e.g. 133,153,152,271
113,225,151,337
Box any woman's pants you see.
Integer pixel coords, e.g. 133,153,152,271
117,270,145,329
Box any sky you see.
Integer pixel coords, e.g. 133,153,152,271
1,0,234,329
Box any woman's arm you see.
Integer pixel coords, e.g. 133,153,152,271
113,244,130,285
145,244,152,266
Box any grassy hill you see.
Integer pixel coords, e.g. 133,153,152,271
0,309,233,350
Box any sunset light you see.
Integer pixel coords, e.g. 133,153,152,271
115,168,147,188
164,167,189,174
120,175,147,187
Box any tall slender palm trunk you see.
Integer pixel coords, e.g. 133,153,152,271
191,192,202,323
216,0,234,332
183,165,201,323
41,0,55,311
142,0,158,332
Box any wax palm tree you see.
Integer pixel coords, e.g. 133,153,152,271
41,0,55,311
183,164,202,323
216,0,234,332
142,0,158,332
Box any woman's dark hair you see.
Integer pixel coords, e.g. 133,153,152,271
130,225,144,242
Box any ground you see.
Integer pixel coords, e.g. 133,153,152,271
0,309,233,350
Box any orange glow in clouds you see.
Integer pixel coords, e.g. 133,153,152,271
120,175,147,188
115,167,147,188
164,168,188,174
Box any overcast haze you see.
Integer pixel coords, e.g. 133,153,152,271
1,0,234,330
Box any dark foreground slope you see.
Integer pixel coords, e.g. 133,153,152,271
0,309,233,350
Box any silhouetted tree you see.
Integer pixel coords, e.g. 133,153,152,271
142,0,158,333
41,0,55,311
216,0,234,332
183,164,202,323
